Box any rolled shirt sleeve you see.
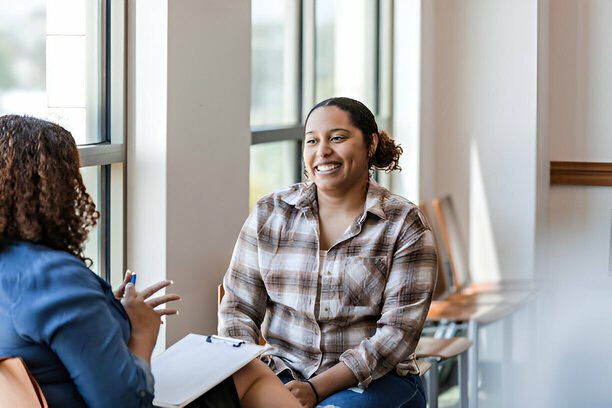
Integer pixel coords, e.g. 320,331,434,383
218,211,268,344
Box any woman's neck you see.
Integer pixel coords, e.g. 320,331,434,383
315,178,369,250
316,178,369,214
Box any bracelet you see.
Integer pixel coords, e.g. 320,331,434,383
305,380,320,403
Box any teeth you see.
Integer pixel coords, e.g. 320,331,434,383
316,163,340,172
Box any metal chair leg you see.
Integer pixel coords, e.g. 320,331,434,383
468,320,479,408
425,359,439,408
458,349,469,408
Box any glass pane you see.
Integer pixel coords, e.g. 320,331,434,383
80,166,101,275
250,141,300,209
251,0,299,127
315,0,377,110
0,0,103,144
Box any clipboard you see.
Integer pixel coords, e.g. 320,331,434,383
152,334,266,408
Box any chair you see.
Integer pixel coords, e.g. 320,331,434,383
417,337,471,408
427,196,536,408
0,356,48,408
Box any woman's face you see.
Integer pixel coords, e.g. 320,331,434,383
303,106,374,195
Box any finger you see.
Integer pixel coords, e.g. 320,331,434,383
147,294,182,308
123,282,136,299
124,270,133,284
157,309,179,316
114,270,133,298
140,280,174,299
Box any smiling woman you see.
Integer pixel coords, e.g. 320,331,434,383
219,98,437,408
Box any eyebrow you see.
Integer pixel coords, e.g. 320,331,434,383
329,127,350,133
305,127,351,135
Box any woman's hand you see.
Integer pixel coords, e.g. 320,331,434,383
120,279,181,364
285,380,317,408
114,270,133,300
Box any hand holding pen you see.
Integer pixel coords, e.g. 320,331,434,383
117,269,181,363
116,270,181,317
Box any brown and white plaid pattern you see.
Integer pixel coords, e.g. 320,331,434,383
218,181,437,387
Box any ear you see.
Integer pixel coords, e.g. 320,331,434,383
368,133,379,158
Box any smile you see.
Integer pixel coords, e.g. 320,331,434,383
315,163,341,172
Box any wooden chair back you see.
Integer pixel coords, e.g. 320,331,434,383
0,356,48,408
432,196,471,292
419,202,453,300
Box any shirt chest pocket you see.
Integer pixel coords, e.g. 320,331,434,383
342,256,388,307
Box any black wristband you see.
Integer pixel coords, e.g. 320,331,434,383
305,380,320,403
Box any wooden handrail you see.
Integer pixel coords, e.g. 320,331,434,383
550,161,612,186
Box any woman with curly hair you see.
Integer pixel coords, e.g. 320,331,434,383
219,97,437,408
0,115,300,408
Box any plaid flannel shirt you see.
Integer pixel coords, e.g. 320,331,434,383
218,181,437,388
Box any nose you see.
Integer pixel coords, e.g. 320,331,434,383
316,140,332,157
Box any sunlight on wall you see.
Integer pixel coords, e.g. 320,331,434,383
469,141,501,283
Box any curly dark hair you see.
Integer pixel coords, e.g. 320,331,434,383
0,115,99,263
305,97,403,172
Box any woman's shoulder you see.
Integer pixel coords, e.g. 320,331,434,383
369,183,418,212
368,184,429,230
1,240,84,265
253,182,306,209
0,241,93,287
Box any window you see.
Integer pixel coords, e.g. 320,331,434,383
250,0,393,208
0,0,126,284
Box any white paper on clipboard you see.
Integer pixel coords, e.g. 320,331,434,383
152,334,265,408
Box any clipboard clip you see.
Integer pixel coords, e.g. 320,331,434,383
206,335,245,348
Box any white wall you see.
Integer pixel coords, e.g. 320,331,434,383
127,0,168,349
535,1,612,406
127,0,250,347
420,0,537,285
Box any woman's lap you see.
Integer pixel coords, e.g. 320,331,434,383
278,371,426,408
184,377,240,408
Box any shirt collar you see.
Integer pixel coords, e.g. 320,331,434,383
283,180,388,221
362,181,387,221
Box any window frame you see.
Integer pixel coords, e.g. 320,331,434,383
250,0,394,187
77,0,126,283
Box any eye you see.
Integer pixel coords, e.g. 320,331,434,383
305,138,317,145
330,135,346,142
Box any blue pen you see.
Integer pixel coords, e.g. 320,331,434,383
130,272,137,285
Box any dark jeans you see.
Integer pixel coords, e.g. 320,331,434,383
184,377,240,408
278,370,426,408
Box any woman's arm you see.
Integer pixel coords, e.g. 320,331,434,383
11,254,172,408
234,359,301,408
285,362,356,407
218,211,268,343
339,216,438,388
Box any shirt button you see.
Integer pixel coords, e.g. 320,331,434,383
324,306,329,312
138,390,147,398
326,271,331,276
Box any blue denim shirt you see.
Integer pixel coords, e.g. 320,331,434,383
0,241,154,407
